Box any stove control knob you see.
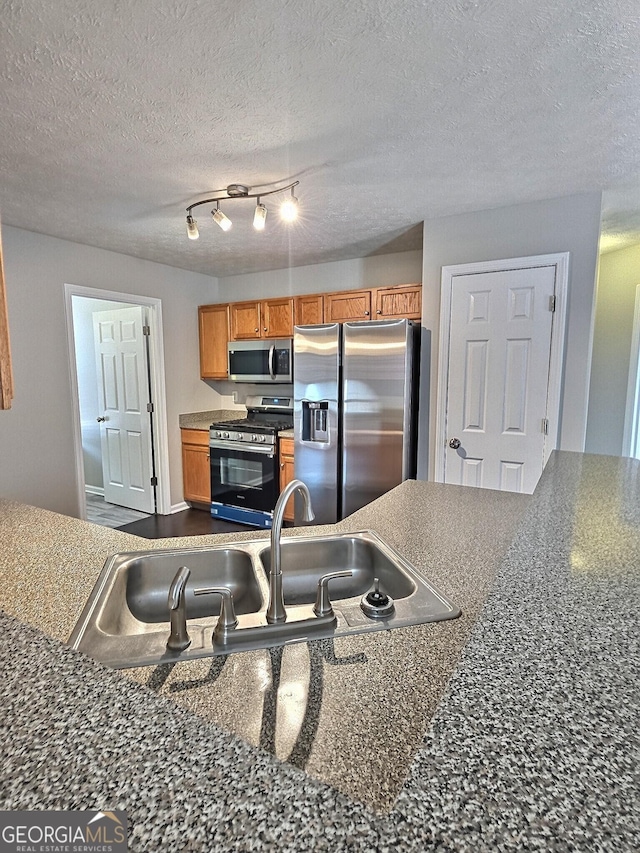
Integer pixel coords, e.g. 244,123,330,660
223,431,230,439
237,433,244,441
259,435,266,443
215,430,222,439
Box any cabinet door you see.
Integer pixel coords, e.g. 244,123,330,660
374,284,422,320
230,301,261,339
294,294,324,326
262,297,294,338
199,304,229,379
181,430,211,504
279,437,295,522
324,290,372,323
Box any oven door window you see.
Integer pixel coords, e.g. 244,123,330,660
210,445,278,513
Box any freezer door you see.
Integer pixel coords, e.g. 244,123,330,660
293,324,341,524
342,319,418,518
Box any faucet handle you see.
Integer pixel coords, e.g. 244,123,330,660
313,570,353,618
194,585,238,645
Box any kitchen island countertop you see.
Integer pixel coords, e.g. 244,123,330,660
0,451,638,851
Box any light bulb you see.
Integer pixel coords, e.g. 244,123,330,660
212,206,232,231
280,191,299,223
186,215,199,240
253,202,267,231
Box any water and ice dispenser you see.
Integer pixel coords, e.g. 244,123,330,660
301,400,330,443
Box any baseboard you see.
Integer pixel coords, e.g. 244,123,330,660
171,501,190,514
85,485,105,497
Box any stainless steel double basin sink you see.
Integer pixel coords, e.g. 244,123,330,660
69,531,461,669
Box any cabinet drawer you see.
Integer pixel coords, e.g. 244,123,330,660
279,436,294,456
181,428,210,447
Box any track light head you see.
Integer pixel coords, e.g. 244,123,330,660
253,201,267,231
280,188,299,223
186,214,199,240
212,203,232,231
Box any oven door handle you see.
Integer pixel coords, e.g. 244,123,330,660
209,440,275,456
268,344,276,380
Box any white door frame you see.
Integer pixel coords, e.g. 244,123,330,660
434,253,570,484
622,283,640,459
64,283,171,518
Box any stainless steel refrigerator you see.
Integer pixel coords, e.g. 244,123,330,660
293,318,419,524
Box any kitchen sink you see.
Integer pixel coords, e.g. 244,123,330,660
69,531,460,669
258,535,417,605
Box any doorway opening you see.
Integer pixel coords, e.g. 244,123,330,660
64,284,171,524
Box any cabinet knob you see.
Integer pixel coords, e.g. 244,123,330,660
364,310,370,316
264,327,268,332
280,463,285,469
254,327,259,333
376,310,382,314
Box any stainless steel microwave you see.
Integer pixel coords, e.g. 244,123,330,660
227,339,293,383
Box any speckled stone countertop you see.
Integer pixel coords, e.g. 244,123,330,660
179,409,245,430
1,452,639,850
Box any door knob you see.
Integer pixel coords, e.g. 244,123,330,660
97,416,106,423
448,437,461,449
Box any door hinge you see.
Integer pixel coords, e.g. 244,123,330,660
146,402,154,413
142,324,151,336
542,418,549,435
150,476,158,487
548,295,556,312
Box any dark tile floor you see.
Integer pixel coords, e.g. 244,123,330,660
117,508,256,538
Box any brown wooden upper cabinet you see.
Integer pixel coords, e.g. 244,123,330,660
230,297,294,340
294,293,324,326
324,289,372,323
373,284,422,320
199,304,229,379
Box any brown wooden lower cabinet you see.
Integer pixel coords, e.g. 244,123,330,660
181,428,211,505
279,436,295,522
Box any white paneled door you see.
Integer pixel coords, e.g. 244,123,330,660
93,306,155,513
439,260,564,494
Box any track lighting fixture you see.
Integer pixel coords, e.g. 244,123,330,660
185,180,299,239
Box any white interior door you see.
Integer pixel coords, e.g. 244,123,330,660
440,262,561,494
93,306,155,512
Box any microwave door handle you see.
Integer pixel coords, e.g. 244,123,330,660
268,344,276,380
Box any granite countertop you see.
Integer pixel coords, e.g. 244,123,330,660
1,452,639,850
179,409,246,431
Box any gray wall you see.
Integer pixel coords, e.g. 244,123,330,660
218,251,423,297
0,226,220,516
419,192,603,478
586,242,640,455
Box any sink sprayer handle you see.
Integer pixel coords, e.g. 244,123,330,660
194,585,238,645
313,570,353,618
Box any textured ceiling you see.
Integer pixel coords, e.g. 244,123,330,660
1,0,639,277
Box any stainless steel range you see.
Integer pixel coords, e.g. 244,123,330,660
209,395,293,528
